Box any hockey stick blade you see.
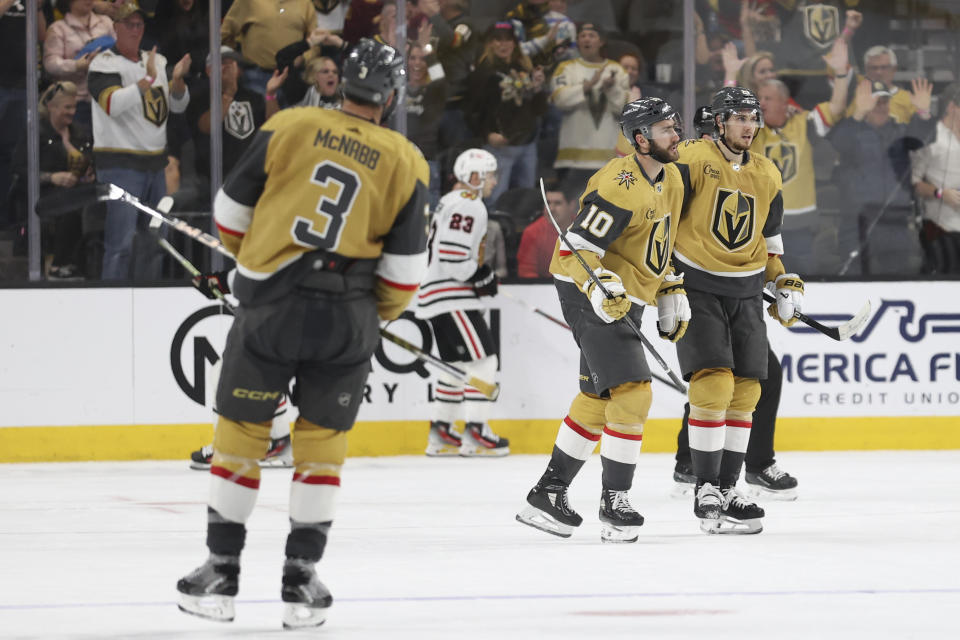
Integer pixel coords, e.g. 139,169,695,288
538,178,687,393
35,183,113,219
763,291,871,341
379,329,500,400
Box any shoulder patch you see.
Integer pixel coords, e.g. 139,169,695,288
614,169,637,189
459,190,478,200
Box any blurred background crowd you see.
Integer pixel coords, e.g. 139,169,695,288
1,0,959,283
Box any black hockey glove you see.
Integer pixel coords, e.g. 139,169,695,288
191,270,231,300
469,264,499,297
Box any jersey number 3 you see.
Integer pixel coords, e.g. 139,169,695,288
292,160,361,251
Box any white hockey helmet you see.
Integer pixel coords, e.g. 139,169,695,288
453,148,497,191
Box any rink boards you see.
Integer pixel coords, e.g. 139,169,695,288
1,281,958,461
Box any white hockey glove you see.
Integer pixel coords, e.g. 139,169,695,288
582,268,631,323
656,272,690,342
766,273,804,327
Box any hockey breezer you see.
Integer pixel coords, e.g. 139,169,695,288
762,290,871,341
499,288,687,396
144,202,500,401
538,178,686,393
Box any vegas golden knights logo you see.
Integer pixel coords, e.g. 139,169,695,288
711,188,755,251
765,141,798,184
142,87,169,126
644,215,671,275
802,4,839,49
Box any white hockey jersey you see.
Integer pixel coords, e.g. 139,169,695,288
88,47,189,170
415,188,488,319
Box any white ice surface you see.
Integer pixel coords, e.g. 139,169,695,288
1,451,958,639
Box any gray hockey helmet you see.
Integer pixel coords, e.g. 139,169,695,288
619,97,681,148
341,38,406,109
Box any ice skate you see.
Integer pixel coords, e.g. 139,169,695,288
176,554,239,622
425,421,462,457
516,480,582,538
459,421,509,457
598,489,644,543
189,444,213,470
694,482,723,534
717,487,765,534
281,557,333,629
671,460,696,498
745,463,798,501
260,435,293,468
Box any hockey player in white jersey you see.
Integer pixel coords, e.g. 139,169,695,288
415,149,508,457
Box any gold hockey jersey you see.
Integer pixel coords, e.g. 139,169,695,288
214,107,430,307
674,139,784,297
549,154,688,305
752,104,831,215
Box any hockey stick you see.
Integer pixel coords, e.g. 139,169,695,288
499,289,572,330
538,178,686,393
147,212,500,399
50,182,237,258
762,291,871,341
499,288,686,395
377,328,500,400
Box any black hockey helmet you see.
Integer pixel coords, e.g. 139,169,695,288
693,105,716,138
341,38,406,110
710,86,763,128
619,97,682,149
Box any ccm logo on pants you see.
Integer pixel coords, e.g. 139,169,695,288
231,388,283,401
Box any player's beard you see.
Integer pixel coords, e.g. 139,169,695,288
648,137,679,163
719,126,753,154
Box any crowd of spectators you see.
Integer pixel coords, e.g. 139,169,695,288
2,0,960,282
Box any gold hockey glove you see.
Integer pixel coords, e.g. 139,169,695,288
582,268,631,323
656,272,690,342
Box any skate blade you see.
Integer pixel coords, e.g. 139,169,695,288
670,482,695,499
516,505,575,538
189,462,211,471
425,444,461,457
715,515,763,535
746,484,798,501
282,602,329,629
259,457,293,468
177,593,235,622
699,517,722,534
600,523,641,543
459,446,509,457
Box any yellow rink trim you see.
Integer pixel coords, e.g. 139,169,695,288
1,416,959,462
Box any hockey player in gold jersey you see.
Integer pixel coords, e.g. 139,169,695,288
673,86,805,535
177,39,430,629
517,97,691,543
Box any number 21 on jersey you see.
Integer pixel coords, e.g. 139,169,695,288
292,160,361,251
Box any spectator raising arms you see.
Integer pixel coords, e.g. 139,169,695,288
828,77,935,276
550,22,628,196
88,3,190,281
405,41,448,209
44,0,116,131
464,22,548,206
